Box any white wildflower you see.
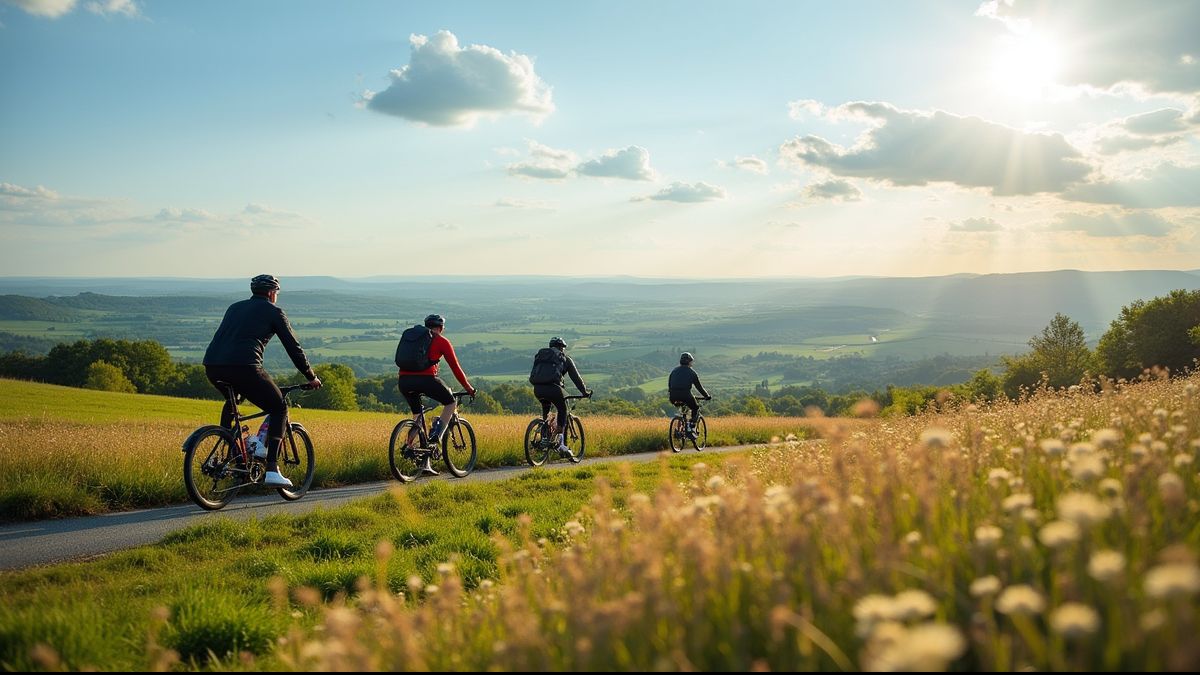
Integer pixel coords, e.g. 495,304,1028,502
988,468,1011,486
1040,438,1066,456
1070,454,1106,482
1057,492,1112,526
1050,603,1100,639
1091,428,1121,450
1099,478,1122,498
975,525,1003,548
892,589,938,621
1087,550,1125,583
969,575,1001,597
1038,520,1081,548
1144,563,1200,599
996,585,1045,615
919,427,954,449
1003,493,1033,513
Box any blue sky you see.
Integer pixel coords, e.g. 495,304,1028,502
1,0,1197,277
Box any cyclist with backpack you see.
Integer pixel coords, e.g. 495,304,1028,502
395,314,477,475
669,352,711,439
529,336,592,455
203,274,323,488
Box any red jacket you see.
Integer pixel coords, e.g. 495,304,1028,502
398,333,472,390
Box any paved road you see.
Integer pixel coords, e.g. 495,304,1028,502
0,443,762,571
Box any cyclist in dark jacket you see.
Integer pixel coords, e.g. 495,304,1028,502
203,274,322,488
532,337,591,455
669,352,710,437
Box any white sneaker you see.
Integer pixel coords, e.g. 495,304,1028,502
263,470,293,488
421,457,440,476
252,445,268,459
556,434,570,456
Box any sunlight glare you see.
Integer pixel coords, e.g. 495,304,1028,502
990,33,1063,99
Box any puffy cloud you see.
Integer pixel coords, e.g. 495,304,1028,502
949,217,1003,232
85,0,137,17
1122,108,1190,135
0,182,60,202
3,0,76,18
724,156,769,174
507,141,577,180
364,30,554,127
154,207,217,222
977,0,1200,95
1065,163,1200,208
1095,135,1185,155
633,182,726,203
780,102,1091,195
1046,210,1176,237
577,146,655,181
803,179,862,202
1094,108,1195,154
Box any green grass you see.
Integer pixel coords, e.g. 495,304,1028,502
0,379,821,521
0,454,724,671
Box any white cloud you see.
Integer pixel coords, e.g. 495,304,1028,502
1093,108,1196,154
154,207,217,223
1064,163,1200,208
977,0,1200,96
949,216,1003,232
506,140,577,180
3,0,76,18
494,197,552,210
1046,210,1176,237
633,182,726,203
0,182,60,201
1122,108,1190,135
577,146,656,181
364,30,554,127
803,179,862,202
779,101,1092,195
723,156,768,174
85,0,137,17
787,99,826,119
1095,134,1185,155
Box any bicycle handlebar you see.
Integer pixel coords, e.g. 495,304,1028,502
280,383,316,395
565,394,591,400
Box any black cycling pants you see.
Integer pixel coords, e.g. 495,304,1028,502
533,384,568,434
670,391,700,424
397,374,453,414
205,365,287,442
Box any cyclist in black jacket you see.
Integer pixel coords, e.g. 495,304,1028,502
531,337,591,455
669,352,710,438
203,274,322,488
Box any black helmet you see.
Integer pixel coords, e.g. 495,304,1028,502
424,314,445,328
549,336,567,349
250,274,280,293
680,352,694,365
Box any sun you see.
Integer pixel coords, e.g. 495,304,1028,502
990,32,1063,99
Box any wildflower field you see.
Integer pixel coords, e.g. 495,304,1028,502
0,378,825,521
2,373,1198,671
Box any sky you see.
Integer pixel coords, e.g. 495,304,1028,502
1,0,1198,278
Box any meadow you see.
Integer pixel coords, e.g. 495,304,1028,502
0,378,825,521
1,372,1197,670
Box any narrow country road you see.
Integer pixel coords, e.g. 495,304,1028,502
0,443,764,571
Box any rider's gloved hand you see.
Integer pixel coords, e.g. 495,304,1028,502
467,386,477,397
309,376,324,389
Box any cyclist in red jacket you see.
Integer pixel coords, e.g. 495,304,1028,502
396,314,477,475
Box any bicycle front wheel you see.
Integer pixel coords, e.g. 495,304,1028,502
669,416,687,453
277,424,315,500
566,415,586,462
692,416,708,451
388,419,423,483
443,418,477,477
523,418,550,466
183,426,243,510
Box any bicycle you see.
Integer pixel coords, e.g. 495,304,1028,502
524,394,588,466
388,391,477,483
182,382,316,511
669,398,710,452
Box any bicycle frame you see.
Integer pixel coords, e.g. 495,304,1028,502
402,391,473,453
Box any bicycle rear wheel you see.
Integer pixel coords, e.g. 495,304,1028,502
443,418,477,477
524,418,550,466
183,426,243,510
669,416,687,453
388,419,423,483
566,415,585,462
691,416,708,451
277,424,315,500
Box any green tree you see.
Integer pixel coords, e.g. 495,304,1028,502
83,360,136,393
469,390,504,415
1027,313,1093,388
297,363,358,411
741,397,770,417
966,368,1003,402
1097,289,1200,379
1001,353,1045,399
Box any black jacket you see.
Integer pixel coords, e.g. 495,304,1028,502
536,353,588,393
203,296,315,379
668,365,710,398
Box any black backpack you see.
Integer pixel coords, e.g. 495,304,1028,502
529,347,567,385
395,325,437,371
